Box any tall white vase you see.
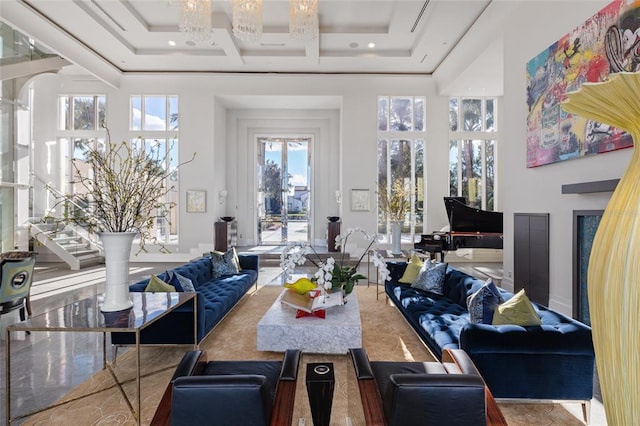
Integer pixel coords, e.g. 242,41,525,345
391,221,402,255
99,232,136,312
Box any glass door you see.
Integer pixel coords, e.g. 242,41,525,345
257,137,310,245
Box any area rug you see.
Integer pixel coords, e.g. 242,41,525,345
22,283,594,425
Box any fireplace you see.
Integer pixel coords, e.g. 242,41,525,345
572,210,604,325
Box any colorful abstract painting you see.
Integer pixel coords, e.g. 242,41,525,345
526,0,640,167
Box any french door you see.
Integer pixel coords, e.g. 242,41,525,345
257,137,311,245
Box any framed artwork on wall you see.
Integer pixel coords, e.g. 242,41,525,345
186,190,206,213
351,189,370,211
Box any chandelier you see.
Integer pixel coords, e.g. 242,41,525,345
178,0,212,41
289,0,318,41
232,0,263,42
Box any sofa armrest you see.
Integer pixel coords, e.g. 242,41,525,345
348,348,385,426
385,261,408,283
460,323,595,400
238,254,259,272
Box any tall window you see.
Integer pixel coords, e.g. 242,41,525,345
130,95,179,244
57,95,107,220
58,95,106,130
449,97,498,211
377,96,426,241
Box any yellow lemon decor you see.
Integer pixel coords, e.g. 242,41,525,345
283,277,317,295
562,71,640,426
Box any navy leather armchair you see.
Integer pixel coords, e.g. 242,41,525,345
349,347,506,426
151,349,301,426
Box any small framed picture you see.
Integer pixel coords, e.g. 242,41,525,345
351,189,370,211
186,190,206,213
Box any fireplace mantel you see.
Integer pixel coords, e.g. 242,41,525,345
561,179,619,194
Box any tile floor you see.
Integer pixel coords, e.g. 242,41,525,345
0,259,606,425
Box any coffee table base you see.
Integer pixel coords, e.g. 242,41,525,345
257,290,362,354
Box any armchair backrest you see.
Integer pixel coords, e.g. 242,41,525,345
383,373,486,426
1,255,36,312
171,374,272,426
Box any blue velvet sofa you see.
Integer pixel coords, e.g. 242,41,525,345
111,254,259,346
385,261,595,408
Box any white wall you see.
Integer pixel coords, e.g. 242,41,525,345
500,1,629,315
31,73,452,259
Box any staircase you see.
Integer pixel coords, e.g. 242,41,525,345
29,219,103,270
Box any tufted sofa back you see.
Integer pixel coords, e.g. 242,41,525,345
168,257,214,287
442,267,487,308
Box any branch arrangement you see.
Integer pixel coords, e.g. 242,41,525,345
48,128,195,253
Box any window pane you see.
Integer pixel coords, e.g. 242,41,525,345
144,96,167,130
486,98,495,131
377,97,388,131
58,96,70,130
169,96,179,130
389,139,411,227
131,96,141,130
461,139,482,209
390,97,412,131
377,139,388,235
449,140,458,196
462,99,482,131
414,98,425,131
73,96,95,130
449,98,458,131
97,96,106,129
414,139,424,233
486,140,495,211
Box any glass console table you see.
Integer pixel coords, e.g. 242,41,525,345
5,292,197,425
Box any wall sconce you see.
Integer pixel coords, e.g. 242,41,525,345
335,190,342,205
218,189,228,205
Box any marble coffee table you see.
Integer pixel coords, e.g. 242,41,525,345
257,289,362,354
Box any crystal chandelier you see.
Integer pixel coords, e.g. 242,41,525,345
289,0,318,41
179,0,212,41
232,0,263,42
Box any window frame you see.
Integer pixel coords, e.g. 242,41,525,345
377,96,427,242
449,96,499,211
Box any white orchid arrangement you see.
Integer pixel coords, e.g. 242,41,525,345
280,227,390,295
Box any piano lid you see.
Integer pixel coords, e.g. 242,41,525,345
444,197,503,234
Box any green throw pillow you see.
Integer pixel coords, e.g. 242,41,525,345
492,289,541,326
398,254,424,284
144,275,176,292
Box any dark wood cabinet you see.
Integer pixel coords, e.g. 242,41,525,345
328,222,340,252
214,221,237,252
514,213,549,306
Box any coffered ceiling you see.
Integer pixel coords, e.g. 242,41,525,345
1,0,507,91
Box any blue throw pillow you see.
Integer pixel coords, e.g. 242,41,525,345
411,262,448,294
466,278,505,324
174,272,196,292
210,249,240,279
165,271,185,292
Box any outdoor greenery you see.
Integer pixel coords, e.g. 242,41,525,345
47,128,194,252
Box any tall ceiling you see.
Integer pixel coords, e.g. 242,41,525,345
0,0,507,92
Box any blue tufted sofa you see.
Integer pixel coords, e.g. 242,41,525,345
385,261,595,409
111,254,258,346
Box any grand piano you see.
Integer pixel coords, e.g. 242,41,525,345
414,197,503,261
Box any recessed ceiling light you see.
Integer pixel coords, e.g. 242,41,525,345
367,42,376,49
349,42,359,48
168,40,176,47
186,40,196,47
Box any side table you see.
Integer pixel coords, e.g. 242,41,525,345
5,292,197,425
